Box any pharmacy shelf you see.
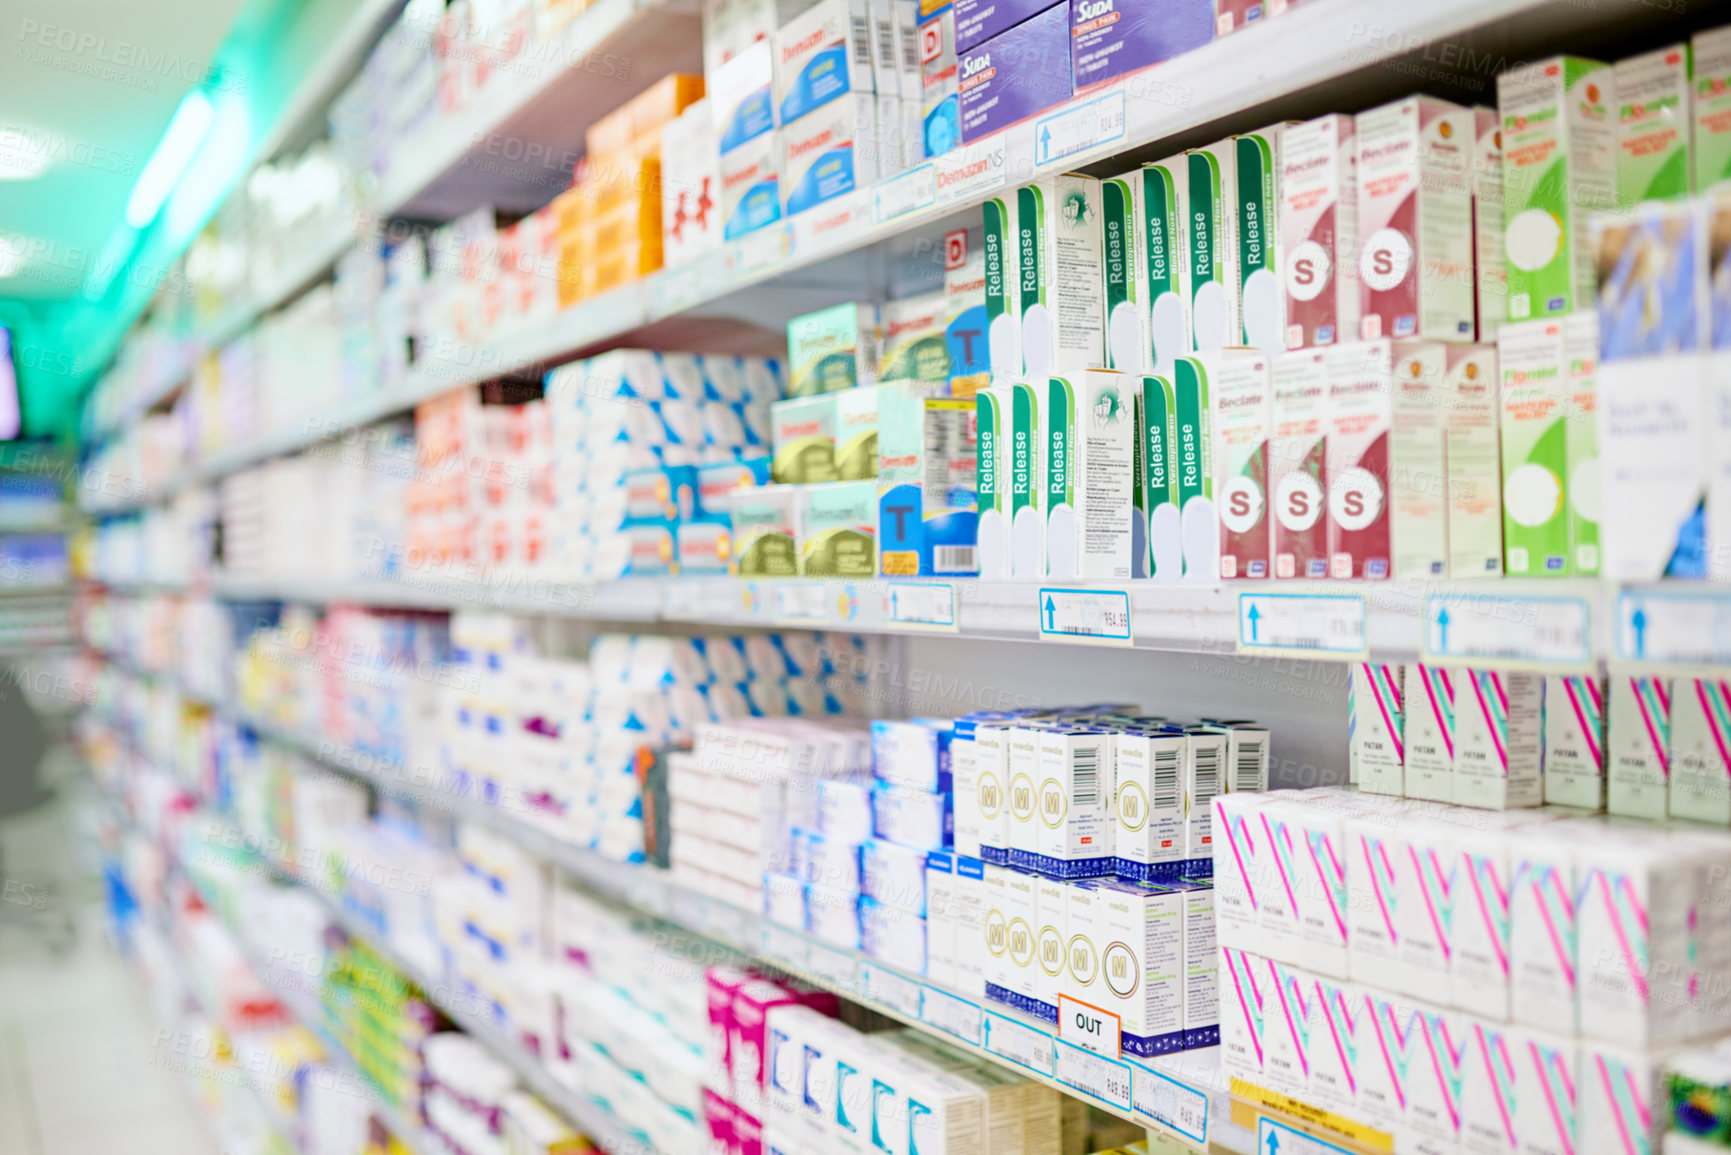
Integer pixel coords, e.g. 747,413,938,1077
98,569,1731,673
83,0,1695,517
367,0,703,219
98,648,1245,1151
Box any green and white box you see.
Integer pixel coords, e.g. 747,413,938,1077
879,292,951,382
1142,157,1191,374
1137,373,1181,581
1615,44,1692,207
1044,369,1135,580
1016,174,1106,380
1498,318,1572,576
1184,144,1240,354
975,381,1009,579
732,486,805,577
788,302,883,396
981,190,1022,380
1172,356,1217,581
1003,379,1045,581
1102,168,1147,372
1563,311,1601,575
800,480,878,578
1234,124,1291,352
1473,106,1507,342
772,394,838,485
1498,56,1616,321
1694,27,1731,191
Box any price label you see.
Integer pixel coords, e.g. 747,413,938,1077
1037,588,1133,645
1058,995,1120,1056
762,923,808,970
793,191,868,259
1055,1039,1133,1110
884,582,957,630
872,163,936,226
1237,592,1367,658
1422,592,1593,667
649,259,711,318
729,225,790,280
934,134,1007,208
661,580,706,620
859,964,923,1019
1256,1118,1354,1155
772,582,829,623
807,943,857,989
1132,1063,1210,1144
983,1010,1056,1075
921,986,984,1046
1616,589,1731,670
1034,89,1126,171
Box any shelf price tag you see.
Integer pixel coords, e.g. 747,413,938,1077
1037,588,1132,645
772,582,829,623
983,1010,1056,1075
1055,1039,1133,1111
649,258,712,317
1132,1064,1210,1144
1034,89,1126,171
921,986,984,1046
884,582,958,630
1256,1118,1355,1155
1421,591,1593,667
859,964,923,1019
1615,588,1731,671
807,943,857,989
872,163,936,226
762,923,808,970
661,580,706,620
1237,592,1367,658
728,225,790,280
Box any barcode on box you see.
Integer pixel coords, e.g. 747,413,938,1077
1153,748,1179,809
1072,746,1098,806
851,16,872,66
935,546,977,573
1233,736,1264,792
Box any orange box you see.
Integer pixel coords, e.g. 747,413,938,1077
626,73,704,137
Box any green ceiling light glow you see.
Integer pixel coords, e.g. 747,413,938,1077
82,227,141,302
123,90,215,229
165,100,250,237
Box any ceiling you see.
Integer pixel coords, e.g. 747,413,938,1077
0,0,246,300
0,0,398,437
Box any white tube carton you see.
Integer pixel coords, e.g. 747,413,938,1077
1452,810,1569,1022
1243,794,1302,965
1671,678,1731,825
973,381,1010,579
1142,157,1191,374
1005,721,1043,871
981,189,1021,380
1404,665,1456,804
1213,350,1273,579
782,93,881,217
1499,57,1616,322
1350,662,1406,796
1455,669,1546,810
1607,676,1673,820
999,864,1039,1013
1211,791,1275,954
1391,813,1463,999
1097,879,1184,1058
1288,791,1374,979
1509,1026,1579,1155
1034,726,1113,879
1112,728,1186,883
1063,880,1103,1012
1256,953,1312,1098
979,862,1012,1000
1445,342,1505,579
1033,876,1067,1022
1162,355,1219,582
1280,114,1358,350
1102,169,1147,371
1184,143,1241,354
1311,975,1364,1115
1473,105,1508,343
1358,986,1426,1130
1354,95,1476,342
1219,946,1268,1084
1044,369,1135,581
1270,348,1330,579
1018,175,1106,380
1178,881,1219,1048
950,856,986,998
1345,797,1412,982
663,100,725,267
973,718,1014,865
1005,379,1044,581
1510,820,1585,1036
773,0,874,127
1544,674,1606,810
867,0,899,96
1410,1002,1470,1153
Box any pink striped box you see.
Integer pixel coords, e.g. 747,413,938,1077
1258,953,1320,1100
1510,1027,1579,1155
1350,662,1406,796
1409,1002,1472,1154
1454,669,1544,810
1344,795,1421,987
1460,1018,1522,1155
1544,675,1607,811
1608,677,1673,820
1405,664,1458,804
1309,974,1366,1115
1509,821,1584,1037
1287,789,1379,979
1451,810,1575,1022
1211,791,1278,956
1220,945,1271,1085
1670,678,1731,825
1577,1041,1660,1155
1357,986,1426,1130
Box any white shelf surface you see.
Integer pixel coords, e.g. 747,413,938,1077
78,0,1639,515
92,570,1731,673
102,650,1245,1150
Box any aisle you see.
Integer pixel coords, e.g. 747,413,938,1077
0,757,220,1155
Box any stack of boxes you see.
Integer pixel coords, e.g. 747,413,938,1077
1216,788,1731,1155
544,349,779,579
1350,663,1731,828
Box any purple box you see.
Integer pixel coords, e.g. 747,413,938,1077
953,0,1064,54
1070,0,1214,90
957,3,1073,144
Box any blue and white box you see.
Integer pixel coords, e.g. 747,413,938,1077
806,880,862,947
954,0,1062,53
817,778,875,841
860,895,927,973
804,828,864,890
720,129,784,239
714,39,777,152
782,93,880,216
862,837,929,913
871,780,952,849
870,718,954,792
774,0,876,125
